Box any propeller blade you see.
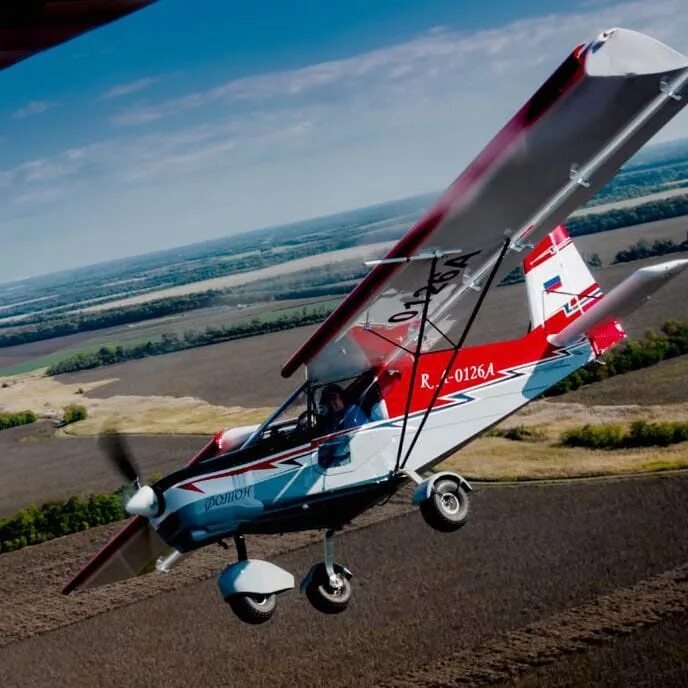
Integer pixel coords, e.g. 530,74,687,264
99,431,140,486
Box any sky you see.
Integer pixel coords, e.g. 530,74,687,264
1,0,688,282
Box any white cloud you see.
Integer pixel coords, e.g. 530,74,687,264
110,0,688,130
100,76,159,100
12,100,56,119
3,0,688,280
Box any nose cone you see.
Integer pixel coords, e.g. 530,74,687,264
125,485,158,517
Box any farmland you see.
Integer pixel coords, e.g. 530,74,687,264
2,476,688,686
0,217,685,379
1,142,688,686
2,136,688,358
0,307,686,686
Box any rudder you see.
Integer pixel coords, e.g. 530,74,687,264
523,225,601,331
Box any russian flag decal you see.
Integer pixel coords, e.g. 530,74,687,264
543,275,563,292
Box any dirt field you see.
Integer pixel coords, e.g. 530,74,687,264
1,475,688,687
46,254,687,413
571,215,688,263
0,369,268,437
59,325,315,407
555,354,688,406
0,422,205,516
502,612,688,688
0,329,103,371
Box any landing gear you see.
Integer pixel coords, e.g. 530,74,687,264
410,471,472,532
420,474,471,532
226,592,277,625
301,529,352,614
218,534,294,625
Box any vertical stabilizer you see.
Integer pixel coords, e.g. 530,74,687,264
524,225,601,330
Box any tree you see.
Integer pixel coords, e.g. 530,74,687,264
64,404,88,424
586,252,602,268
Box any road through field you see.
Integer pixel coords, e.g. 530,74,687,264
1,475,687,687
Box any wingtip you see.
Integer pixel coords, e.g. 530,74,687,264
584,27,688,77
637,258,688,278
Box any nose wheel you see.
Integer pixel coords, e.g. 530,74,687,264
219,534,294,624
226,592,277,625
301,529,352,614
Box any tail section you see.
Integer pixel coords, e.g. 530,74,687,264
524,225,688,356
524,225,602,331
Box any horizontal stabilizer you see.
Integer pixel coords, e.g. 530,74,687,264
550,259,688,348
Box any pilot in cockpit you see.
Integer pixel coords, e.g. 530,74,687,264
317,384,368,434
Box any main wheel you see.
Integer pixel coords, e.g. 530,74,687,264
420,477,470,532
226,592,277,624
305,564,352,614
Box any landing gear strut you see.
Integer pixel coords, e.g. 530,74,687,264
301,529,352,614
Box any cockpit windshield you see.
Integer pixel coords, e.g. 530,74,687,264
243,383,311,451
244,370,388,455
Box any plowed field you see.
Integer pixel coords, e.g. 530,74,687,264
2,475,688,687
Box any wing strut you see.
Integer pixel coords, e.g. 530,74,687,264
395,237,512,472
392,254,441,471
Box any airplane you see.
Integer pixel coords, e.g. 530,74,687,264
2,11,687,624
58,27,688,624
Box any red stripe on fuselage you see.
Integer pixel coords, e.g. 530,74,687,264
176,445,309,493
380,326,564,418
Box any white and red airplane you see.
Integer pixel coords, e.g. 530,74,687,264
4,11,687,624
59,27,688,624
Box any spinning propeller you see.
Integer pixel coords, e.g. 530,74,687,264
99,432,160,518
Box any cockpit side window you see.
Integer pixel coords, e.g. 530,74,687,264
246,385,315,453
313,370,386,434
244,371,387,456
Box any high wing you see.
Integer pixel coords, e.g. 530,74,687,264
281,28,688,383
0,0,157,72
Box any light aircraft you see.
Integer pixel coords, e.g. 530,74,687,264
3,10,687,624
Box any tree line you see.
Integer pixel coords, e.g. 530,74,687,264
0,492,126,554
613,236,688,264
0,291,220,347
567,195,688,237
47,308,334,375
0,410,37,431
545,320,688,396
561,420,688,450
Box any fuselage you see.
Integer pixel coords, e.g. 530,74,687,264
149,323,599,554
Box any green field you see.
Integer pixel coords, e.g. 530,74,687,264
0,296,343,377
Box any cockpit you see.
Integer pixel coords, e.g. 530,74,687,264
243,370,389,455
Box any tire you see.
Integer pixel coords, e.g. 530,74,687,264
305,564,352,614
226,593,277,624
420,477,470,532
